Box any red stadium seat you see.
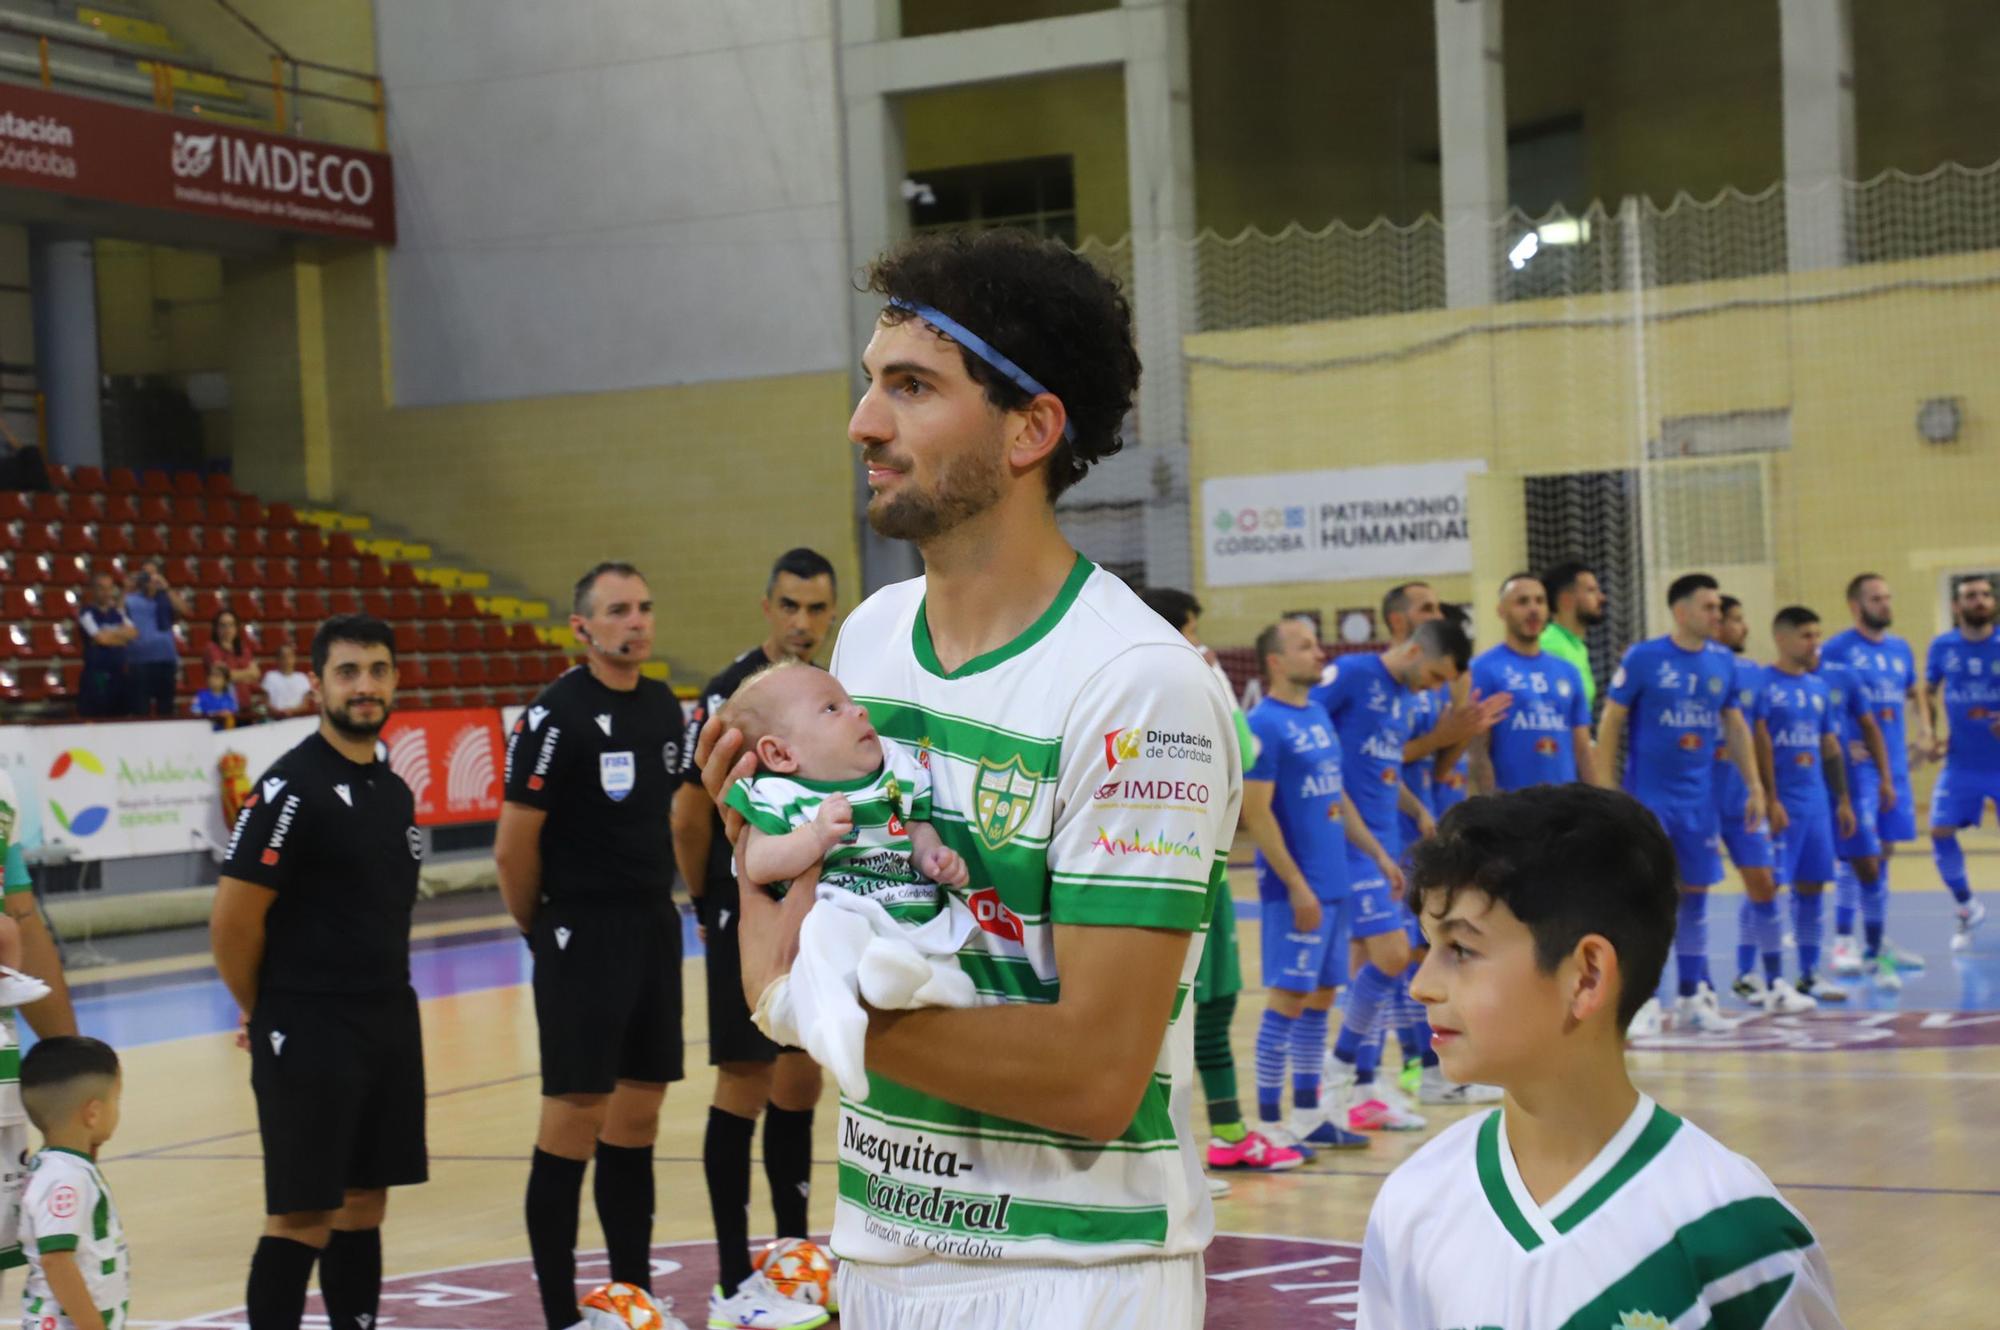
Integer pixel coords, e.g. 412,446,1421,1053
262,589,297,620
205,473,234,497
396,658,427,689
450,623,480,652
19,523,55,553
327,531,358,557
0,587,31,622
0,494,26,521
426,657,459,688
266,528,299,556
388,590,421,620
295,561,329,590
172,496,205,524
167,528,201,556
267,502,298,526
105,494,140,524
181,660,206,692
293,624,316,653
328,590,361,616
479,621,508,651
392,624,420,655
173,472,203,496
28,494,60,521
509,623,541,650
195,558,229,588
58,663,81,697
70,465,105,491
487,656,519,687
447,593,477,620
162,556,198,586
326,558,357,586
362,592,393,619
132,528,167,557
388,562,419,588
357,556,387,589
187,623,214,655
457,658,488,688
140,471,171,495
67,494,105,521
106,468,138,494
201,527,234,556
236,528,269,557
419,590,448,619
49,622,78,659
27,587,72,619
96,527,133,558
205,498,236,524
420,623,450,653
297,527,326,557
138,495,172,525
236,499,268,526
58,526,95,555
294,591,329,620
191,590,224,620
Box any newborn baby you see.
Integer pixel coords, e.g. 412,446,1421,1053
720,660,979,1099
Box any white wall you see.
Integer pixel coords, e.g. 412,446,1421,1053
378,0,847,406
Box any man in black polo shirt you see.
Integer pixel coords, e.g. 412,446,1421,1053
211,614,423,1330
669,547,837,1308
498,562,687,1330
75,570,136,718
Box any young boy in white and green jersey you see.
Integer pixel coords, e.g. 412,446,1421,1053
19,1036,127,1330
1361,784,1842,1329
0,769,55,1290
723,662,976,1103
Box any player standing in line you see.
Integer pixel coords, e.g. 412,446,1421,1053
1538,559,1608,711
1596,574,1765,1036
1314,620,1470,1131
702,229,1242,1327
1923,573,1998,952
1751,607,1855,1009
1710,595,1784,1008
1816,651,1893,976
1468,574,1593,795
1137,588,1290,1192
669,549,840,1326
496,566,712,1330
1241,617,1394,1157
1824,574,1933,987
1357,785,1843,1329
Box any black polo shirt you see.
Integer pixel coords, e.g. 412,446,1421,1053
677,645,777,905
221,730,421,996
503,665,683,904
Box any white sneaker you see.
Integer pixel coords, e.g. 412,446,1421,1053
1732,972,1768,1003
0,968,49,1008
1254,1118,1316,1160
1207,1173,1232,1199
707,1272,830,1330
1763,977,1817,1014
1952,899,1987,953
1676,993,1744,1033
1627,996,1666,1039
1797,974,1849,1002
1830,936,1863,976
1880,937,1929,970
1418,1065,1504,1105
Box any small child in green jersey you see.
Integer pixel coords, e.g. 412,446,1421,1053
19,1037,128,1330
1359,784,1842,1330
721,661,978,1100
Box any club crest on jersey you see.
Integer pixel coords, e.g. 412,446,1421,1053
1614,1314,1671,1330
883,774,904,818
972,756,1036,850
599,751,635,802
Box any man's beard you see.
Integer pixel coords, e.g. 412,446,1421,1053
326,699,389,739
1860,608,1892,631
1579,605,1606,627
866,444,1006,543
1963,608,1995,630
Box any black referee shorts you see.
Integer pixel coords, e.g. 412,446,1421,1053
249,987,427,1216
702,895,783,1066
532,896,685,1096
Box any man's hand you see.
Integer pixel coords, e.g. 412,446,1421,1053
1880,776,1897,811
736,867,819,1010
1836,798,1857,841
1768,798,1791,836
1414,807,1437,841
1743,787,1767,834
1436,690,1512,746
814,794,854,850
1288,883,1322,933
236,1012,251,1052
695,715,757,846
916,844,969,887
1378,854,1407,901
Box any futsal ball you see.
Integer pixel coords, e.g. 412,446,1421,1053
753,1237,837,1309
579,1282,667,1330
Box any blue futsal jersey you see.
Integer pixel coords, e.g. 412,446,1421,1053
1313,653,1411,852
1824,627,1916,781
1470,644,1588,790
1761,669,1838,815
1927,628,2000,776
1608,637,1743,808
1399,685,1441,845
1245,696,1350,902
1713,656,1765,818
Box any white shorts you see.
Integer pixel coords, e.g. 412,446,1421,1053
835,1253,1204,1330
0,1119,24,1276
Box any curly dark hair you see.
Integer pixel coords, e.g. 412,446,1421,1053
863,229,1141,501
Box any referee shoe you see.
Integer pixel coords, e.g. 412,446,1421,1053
707,1271,831,1329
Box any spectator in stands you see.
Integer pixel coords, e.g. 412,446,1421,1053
0,440,49,492
260,643,315,719
191,661,239,730
205,609,261,711
75,571,136,719
124,557,188,719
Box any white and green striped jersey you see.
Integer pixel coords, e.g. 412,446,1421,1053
727,741,940,923
825,557,1243,1267
1360,1094,1843,1329
22,1149,129,1330
0,768,26,1130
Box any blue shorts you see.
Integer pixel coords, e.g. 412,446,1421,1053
1345,853,1410,939
1774,805,1837,886
1836,774,1882,860
1637,796,1724,888
1259,896,1351,993
1877,767,1917,843
1718,813,1774,871
1931,764,2000,831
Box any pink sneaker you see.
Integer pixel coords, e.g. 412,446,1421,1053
1347,1095,1427,1132
1207,1129,1306,1172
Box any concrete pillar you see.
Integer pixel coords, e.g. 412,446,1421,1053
27,231,102,467
838,0,921,594
1122,0,1196,590
1435,0,1507,308
1779,0,1855,271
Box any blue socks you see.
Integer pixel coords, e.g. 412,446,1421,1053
1834,859,1859,936
1334,963,1394,1080
1860,874,1887,958
1735,898,1758,978
1289,1007,1328,1110
1934,833,1974,906
1793,890,1824,979
1749,897,1783,982
1676,893,1709,997
1255,1007,1293,1122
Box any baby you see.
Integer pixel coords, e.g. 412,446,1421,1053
720,661,978,1100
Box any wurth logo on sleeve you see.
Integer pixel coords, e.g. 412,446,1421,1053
260,793,302,866
528,726,561,792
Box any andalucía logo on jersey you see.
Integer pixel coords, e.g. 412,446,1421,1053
972,756,1036,850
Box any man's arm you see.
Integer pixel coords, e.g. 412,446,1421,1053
210,876,275,1017
1401,689,1510,762
36,1251,106,1330
5,894,74,1038
493,803,546,933
1594,700,1629,788
1240,780,1319,931
1395,780,1435,840
1856,712,1895,806
861,920,1192,1142
1570,726,1595,786
1468,731,1496,796
669,783,714,902
1339,793,1403,892
1755,718,1788,834
1724,708,1766,829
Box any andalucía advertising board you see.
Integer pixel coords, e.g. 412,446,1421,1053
1200,459,1485,588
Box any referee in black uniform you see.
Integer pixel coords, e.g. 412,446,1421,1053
669,547,836,1301
497,561,685,1330
211,614,423,1330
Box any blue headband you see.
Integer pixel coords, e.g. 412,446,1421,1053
887,298,1075,443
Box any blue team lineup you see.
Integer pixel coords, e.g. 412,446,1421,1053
1213,563,1994,1166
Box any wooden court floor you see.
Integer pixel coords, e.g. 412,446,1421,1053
95,870,2000,1327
